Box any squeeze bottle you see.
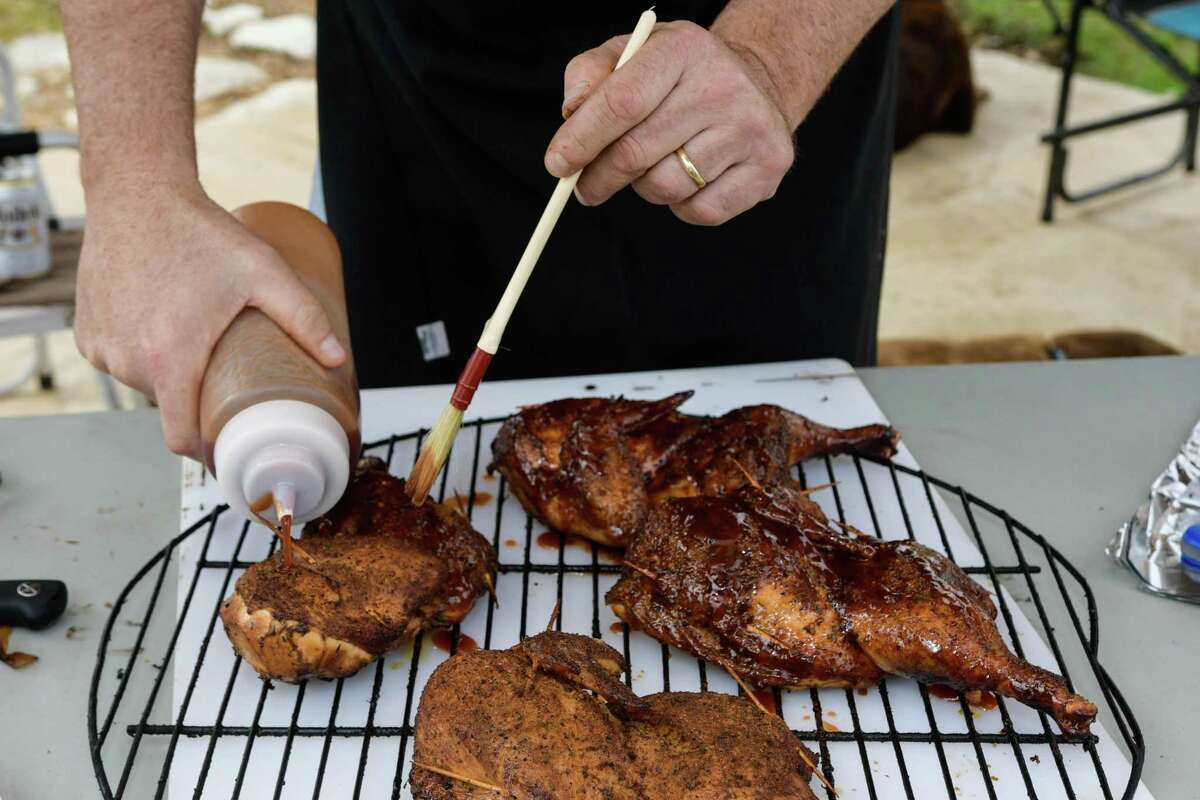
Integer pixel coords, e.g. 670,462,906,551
199,202,360,528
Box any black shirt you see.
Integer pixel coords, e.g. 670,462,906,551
316,1,899,388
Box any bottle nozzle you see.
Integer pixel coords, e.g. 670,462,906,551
272,483,297,526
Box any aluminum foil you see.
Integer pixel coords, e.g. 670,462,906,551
1109,418,1200,603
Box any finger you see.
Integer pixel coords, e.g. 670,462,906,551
545,35,683,178
562,36,625,119
574,75,724,205
245,248,347,369
630,127,745,206
670,163,781,227
151,358,205,458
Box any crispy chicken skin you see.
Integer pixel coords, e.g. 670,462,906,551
822,532,1099,736
609,484,883,689
491,391,899,546
221,457,496,682
608,484,1098,736
411,631,817,799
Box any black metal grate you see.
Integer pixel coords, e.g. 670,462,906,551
89,417,1145,799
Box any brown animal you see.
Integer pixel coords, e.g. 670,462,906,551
220,457,496,682
491,392,898,546
607,482,1098,736
895,0,977,150
411,631,819,799
878,329,1179,366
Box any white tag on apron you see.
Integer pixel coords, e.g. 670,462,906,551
416,320,451,361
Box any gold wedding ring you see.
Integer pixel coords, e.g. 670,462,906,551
675,147,707,189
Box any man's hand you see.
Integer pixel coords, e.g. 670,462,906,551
62,0,346,459
544,1,894,225
545,20,794,226
75,182,345,459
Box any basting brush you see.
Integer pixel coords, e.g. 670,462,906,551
407,8,659,504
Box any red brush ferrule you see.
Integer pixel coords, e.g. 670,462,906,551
450,348,493,410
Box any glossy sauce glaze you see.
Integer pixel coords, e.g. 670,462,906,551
606,484,1098,736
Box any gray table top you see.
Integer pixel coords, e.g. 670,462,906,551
0,356,1194,800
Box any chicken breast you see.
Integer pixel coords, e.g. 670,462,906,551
221,457,496,682
411,631,817,799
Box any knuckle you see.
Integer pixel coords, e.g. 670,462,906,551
564,51,589,78
608,134,647,176
574,180,598,206
291,299,327,334
765,140,795,175
74,327,98,366
638,171,683,204
603,77,646,123
162,426,192,455
671,19,707,43
688,199,727,227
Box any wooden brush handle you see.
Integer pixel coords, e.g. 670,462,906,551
476,8,658,355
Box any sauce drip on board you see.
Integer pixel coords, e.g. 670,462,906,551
750,688,778,715
431,629,478,654
536,531,623,563
926,683,998,709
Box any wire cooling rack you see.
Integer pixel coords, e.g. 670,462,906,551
89,416,1145,800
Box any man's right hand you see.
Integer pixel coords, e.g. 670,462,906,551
74,181,347,460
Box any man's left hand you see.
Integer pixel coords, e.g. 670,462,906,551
544,21,797,226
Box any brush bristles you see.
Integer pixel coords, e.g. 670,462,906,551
408,404,464,505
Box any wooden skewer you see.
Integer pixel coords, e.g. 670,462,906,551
798,481,837,496
411,762,505,794
721,660,771,715
745,623,787,648
717,660,836,794
730,458,763,492
546,599,562,632
622,561,658,581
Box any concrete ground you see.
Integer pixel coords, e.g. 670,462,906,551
884,49,1200,354
1,47,1198,418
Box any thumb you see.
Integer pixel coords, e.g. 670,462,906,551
246,253,347,369
562,35,627,119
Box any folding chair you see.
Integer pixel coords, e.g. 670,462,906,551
1041,0,1200,221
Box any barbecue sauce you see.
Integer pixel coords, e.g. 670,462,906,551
199,202,361,525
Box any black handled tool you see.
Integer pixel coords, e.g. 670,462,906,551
0,580,68,629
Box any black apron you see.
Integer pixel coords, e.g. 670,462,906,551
317,1,899,389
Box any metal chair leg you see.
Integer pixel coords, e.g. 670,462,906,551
33,333,53,390
1038,0,1066,36
1043,0,1087,222
1185,102,1199,172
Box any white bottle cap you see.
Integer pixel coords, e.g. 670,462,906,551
212,399,351,524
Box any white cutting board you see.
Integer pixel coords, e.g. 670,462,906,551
175,359,1153,800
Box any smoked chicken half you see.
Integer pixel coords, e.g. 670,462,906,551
411,631,818,799
221,457,496,682
491,391,899,546
607,482,1098,736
